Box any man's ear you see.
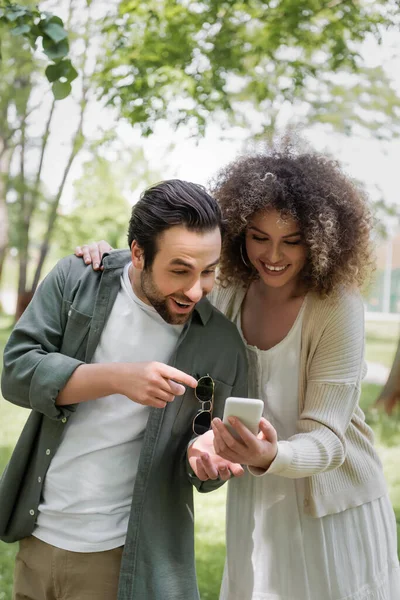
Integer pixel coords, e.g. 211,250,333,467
131,241,145,270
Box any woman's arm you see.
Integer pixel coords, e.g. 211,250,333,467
213,292,367,478
262,291,366,478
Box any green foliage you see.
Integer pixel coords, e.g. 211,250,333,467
97,0,399,135
54,149,163,257
0,2,77,99
55,161,130,254
304,66,400,140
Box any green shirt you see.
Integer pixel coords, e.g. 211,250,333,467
0,250,248,600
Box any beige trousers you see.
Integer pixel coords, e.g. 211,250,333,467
13,536,123,600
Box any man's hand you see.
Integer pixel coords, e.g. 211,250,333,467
212,416,278,471
116,362,197,408
57,361,197,409
188,430,244,481
75,240,113,270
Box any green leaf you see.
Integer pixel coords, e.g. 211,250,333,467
45,62,65,82
5,9,27,22
52,80,71,100
51,16,64,27
45,59,78,83
10,23,30,36
42,37,69,60
41,13,64,27
43,21,68,44
65,64,78,83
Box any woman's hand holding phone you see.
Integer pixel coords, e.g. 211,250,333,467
212,416,278,472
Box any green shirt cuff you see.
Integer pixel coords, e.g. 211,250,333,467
29,353,84,419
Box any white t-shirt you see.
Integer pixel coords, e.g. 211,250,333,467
34,264,183,552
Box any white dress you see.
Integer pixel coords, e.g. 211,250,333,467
220,300,400,600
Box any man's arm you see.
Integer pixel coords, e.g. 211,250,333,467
57,361,197,409
1,258,83,420
1,258,197,419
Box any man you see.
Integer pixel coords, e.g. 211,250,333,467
0,180,247,600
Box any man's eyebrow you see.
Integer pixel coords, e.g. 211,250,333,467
170,259,194,269
169,258,220,269
248,225,302,239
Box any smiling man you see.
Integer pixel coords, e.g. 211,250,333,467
0,180,247,600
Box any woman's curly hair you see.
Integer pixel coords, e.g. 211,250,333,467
210,148,374,296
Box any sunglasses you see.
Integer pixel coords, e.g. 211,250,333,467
192,375,215,436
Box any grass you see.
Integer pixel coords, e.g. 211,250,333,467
194,487,227,600
0,319,399,599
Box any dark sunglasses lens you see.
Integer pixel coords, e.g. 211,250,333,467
193,411,212,435
196,377,214,402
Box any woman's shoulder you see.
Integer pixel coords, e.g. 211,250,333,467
305,287,365,328
207,281,246,317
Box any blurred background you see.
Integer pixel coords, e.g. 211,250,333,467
0,1,400,598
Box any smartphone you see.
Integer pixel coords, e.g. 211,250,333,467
222,397,264,439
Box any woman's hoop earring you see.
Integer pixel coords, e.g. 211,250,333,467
240,243,250,268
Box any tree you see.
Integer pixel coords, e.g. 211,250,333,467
96,0,399,134
0,0,77,312
0,4,38,298
0,0,92,319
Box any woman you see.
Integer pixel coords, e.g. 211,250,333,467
76,148,400,599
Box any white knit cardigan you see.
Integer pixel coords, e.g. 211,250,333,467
209,283,387,518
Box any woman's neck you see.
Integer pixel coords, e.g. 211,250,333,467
251,277,305,307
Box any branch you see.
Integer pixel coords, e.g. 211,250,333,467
31,2,91,292
0,128,17,159
26,97,56,224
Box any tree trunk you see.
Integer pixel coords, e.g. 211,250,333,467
15,112,30,321
0,196,8,289
0,141,12,307
15,290,34,321
376,336,400,414
0,144,10,287
0,247,6,283
0,248,6,313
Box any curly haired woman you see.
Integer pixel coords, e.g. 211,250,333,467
76,148,400,600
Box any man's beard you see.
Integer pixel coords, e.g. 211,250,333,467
141,269,196,325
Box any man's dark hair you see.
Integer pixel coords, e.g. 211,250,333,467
128,179,222,268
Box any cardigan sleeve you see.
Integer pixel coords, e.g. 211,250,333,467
254,291,367,479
